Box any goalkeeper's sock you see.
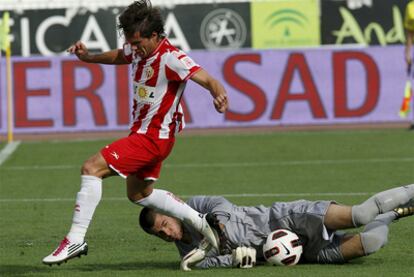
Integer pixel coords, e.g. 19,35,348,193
359,212,396,255
352,184,414,227
136,189,203,230
67,175,102,244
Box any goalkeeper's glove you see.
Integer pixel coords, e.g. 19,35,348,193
232,246,256,269
180,247,206,271
180,239,211,271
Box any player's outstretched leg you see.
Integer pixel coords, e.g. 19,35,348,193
352,184,414,227
137,189,219,249
43,175,102,265
359,212,396,256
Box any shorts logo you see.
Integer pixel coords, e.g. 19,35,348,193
111,151,119,160
200,8,247,49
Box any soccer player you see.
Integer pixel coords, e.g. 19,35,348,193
404,0,414,130
42,0,227,265
139,184,414,270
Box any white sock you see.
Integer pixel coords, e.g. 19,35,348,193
67,175,102,243
136,189,203,231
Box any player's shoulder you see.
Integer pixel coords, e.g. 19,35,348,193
186,196,205,205
190,196,233,208
160,38,189,58
186,196,226,206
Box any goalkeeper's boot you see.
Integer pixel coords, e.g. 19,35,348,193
199,213,219,250
42,237,88,266
393,199,414,219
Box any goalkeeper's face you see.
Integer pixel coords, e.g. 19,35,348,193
151,214,184,242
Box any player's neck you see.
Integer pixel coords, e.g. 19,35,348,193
147,37,164,58
181,226,192,244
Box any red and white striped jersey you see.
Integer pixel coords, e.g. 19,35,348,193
123,38,201,139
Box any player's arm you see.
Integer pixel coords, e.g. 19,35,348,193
195,247,256,269
180,247,234,270
190,69,228,113
67,41,130,65
195,254,233,269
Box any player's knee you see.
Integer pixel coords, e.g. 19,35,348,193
360,231,388,256
127,193,138,203
80,153,110,177
351,205,374,227
374,188,409,213
127,182,154,203
81,159,101,176
127,190,145,203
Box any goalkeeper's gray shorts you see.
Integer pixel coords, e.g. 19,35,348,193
269,199,346,264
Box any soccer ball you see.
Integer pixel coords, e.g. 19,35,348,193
263,229,303,266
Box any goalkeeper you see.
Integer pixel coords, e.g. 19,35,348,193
139,184,414,270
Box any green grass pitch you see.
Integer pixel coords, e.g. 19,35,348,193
0,129,413,276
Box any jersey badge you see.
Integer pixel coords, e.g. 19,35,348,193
134,82,156,104
145,66,154,79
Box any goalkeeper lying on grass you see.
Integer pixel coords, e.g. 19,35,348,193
139,184,414,270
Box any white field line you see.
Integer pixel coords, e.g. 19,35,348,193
36,129,403,143
0,192,372,203
0,141,21,166
1,157,414,171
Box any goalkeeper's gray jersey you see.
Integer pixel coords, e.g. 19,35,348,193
175,196,337,268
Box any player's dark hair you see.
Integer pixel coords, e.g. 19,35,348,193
139,207,156,234
118,0,165,38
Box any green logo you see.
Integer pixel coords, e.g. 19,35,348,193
265,9,309,37
251,0,320,49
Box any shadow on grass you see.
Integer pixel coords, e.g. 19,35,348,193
0,261,178,275
0,265,50,276
1,260,368,275
75,261,179,271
